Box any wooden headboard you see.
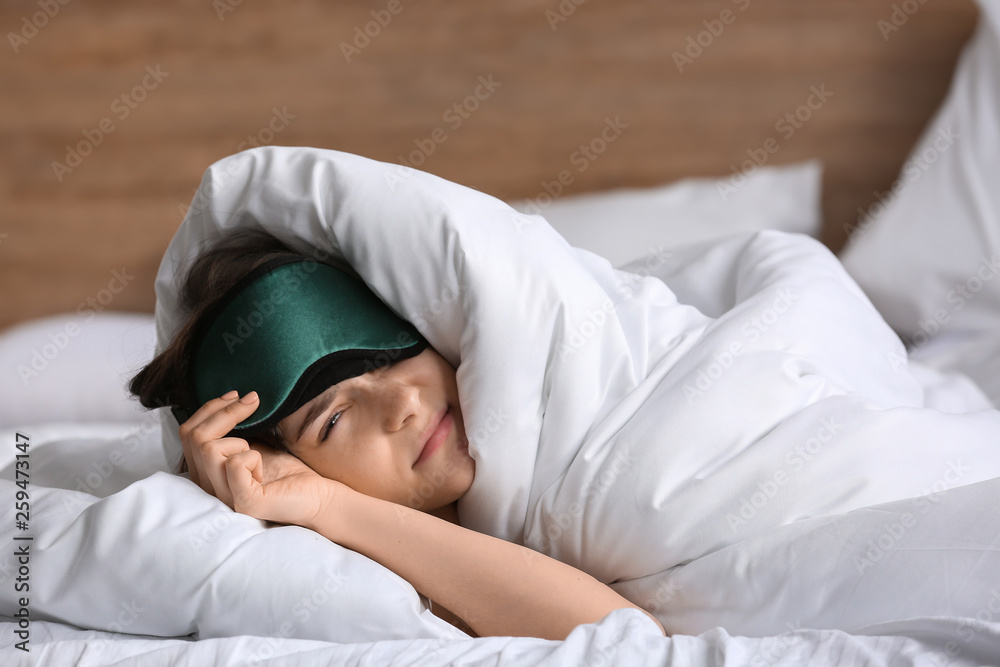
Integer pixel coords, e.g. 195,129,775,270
0,0,978,333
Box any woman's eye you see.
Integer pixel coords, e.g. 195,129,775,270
322,411,342,441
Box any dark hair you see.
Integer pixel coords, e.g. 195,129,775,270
129,227,312,470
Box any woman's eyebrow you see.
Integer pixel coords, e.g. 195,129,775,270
296,386,340,442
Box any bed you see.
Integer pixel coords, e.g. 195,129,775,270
2,1,1000,665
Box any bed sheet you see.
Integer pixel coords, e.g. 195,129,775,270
4,610,1000,666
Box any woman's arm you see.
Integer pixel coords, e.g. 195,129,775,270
182,392,665,641
428,599,478,637
304,482,666,641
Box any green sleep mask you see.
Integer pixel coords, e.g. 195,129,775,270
172,255,428,434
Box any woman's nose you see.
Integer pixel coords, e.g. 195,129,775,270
376,380,421,432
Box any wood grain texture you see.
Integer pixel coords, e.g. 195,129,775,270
0,0,979,332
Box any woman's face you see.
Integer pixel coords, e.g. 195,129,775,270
277,346,475,512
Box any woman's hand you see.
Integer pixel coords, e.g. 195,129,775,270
177,390,340,527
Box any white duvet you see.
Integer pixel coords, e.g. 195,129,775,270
506,230,1000,636
2,145,1000,665
158,146,999,632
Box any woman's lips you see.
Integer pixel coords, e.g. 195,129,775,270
415,407,452,467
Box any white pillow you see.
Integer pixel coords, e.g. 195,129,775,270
507,159,822,268
838,1,1000,347
0,425,465,643
0,312,155,426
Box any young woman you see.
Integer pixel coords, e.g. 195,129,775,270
129,227,666,641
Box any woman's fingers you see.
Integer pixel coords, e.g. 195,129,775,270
178,390,260,500
177,393,242,488
182,389,239,424
181,439,201,488
199,437,251,508
181,391,259,444
225,448,264,515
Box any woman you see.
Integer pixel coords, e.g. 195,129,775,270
130,227,666,641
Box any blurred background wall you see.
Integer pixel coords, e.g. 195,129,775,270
0,0,978,332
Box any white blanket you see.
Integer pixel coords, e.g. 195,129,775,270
1,145,998,663
146,146,1000,643
6,610,1000,666
505,230,1000,636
